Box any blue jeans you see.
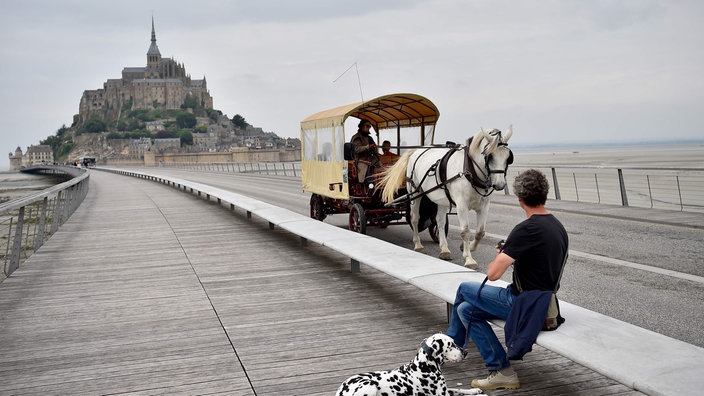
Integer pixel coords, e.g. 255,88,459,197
446,281,516,371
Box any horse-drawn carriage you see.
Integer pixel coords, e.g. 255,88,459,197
301,93,514,268
300,93,442,240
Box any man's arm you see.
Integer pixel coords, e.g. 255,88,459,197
487,252,514,281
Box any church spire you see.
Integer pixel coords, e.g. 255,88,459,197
151,16,156,42
147,16,161,58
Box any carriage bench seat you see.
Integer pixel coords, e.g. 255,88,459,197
98,166,704,396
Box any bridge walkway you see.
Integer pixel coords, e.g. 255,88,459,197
0,170,644,395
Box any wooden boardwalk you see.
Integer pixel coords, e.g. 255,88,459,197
0,171,644,395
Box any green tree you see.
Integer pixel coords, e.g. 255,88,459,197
206,108,222,122
178,130,193,145
156,130,176,139
56,125,69,137
232,114,249,129
82,117,108,133
176,113,197,129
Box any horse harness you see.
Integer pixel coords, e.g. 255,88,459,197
408,136,513,207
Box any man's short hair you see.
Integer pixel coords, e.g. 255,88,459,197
512,169,549,206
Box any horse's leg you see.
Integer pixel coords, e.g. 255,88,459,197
456,205,478,269
410,198,424,252
437,206,452,260
468,200,490,252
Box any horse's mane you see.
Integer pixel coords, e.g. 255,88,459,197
468,128,501,157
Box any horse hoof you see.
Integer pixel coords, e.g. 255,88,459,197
414,247,425,252
439,252,452,260
464,262,479,270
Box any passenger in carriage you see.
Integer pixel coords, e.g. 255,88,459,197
379,140,399,165
350,119,380,182
380,140,398,158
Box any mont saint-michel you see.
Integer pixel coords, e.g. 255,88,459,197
8,19,299,171
78,19,213,125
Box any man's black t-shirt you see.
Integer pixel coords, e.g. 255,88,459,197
502,214,568,294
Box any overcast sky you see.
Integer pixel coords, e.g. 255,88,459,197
1,0,702,170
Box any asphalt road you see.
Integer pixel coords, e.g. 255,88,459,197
122,168,704,348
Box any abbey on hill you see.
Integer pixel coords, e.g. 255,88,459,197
78,18,213,125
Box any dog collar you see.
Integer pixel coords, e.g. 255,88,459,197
420,340,434,356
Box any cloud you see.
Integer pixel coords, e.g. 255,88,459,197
2,0,703,170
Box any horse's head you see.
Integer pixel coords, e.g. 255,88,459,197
470,125,514,191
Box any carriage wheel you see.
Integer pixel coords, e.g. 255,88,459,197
349,203,367,234
310,194,326,221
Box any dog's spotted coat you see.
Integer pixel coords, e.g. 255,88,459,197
335,333,483,396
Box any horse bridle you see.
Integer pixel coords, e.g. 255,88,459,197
465,134,513,196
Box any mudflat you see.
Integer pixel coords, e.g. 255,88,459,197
513,143,704,168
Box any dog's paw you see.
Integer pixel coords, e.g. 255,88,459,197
448,387,484,395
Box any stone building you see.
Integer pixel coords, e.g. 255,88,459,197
78,18,213,125
7,145,55,170
153,138,181,153
8,146,23,171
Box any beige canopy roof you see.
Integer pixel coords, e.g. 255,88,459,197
300,93,440,131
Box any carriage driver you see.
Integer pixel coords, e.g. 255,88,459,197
350,119,380,182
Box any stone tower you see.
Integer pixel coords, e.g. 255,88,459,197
145,17,162,79
8,146,23,171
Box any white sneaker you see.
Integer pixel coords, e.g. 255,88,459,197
470,370,520,390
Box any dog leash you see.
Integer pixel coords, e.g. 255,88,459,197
462,276,489,351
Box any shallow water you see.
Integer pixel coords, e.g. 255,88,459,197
0,172,58,203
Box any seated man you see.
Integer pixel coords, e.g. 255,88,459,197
350,120,380,182
446,169,569,391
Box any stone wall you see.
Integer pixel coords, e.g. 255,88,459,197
105,148,301,166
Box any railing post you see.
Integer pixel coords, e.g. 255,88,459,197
62,185,73,223
595,174,601,204
647,175,653,208
676,175,683,211
617,169,629,207
34,197,49,251
8,206,25,276
51,191,63,234
551,168,561,200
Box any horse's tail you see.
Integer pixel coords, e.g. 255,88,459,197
379,150,414,203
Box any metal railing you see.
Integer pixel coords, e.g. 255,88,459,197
154,161,302,177
0,166,90,278
505,165,704,213
148,161,704,212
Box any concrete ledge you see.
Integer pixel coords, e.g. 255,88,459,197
99,167,704,396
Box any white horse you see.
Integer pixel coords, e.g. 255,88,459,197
380,127,514,268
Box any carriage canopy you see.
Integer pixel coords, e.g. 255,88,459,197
300,93,440,199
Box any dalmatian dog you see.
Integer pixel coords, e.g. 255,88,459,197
335,333,483,396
